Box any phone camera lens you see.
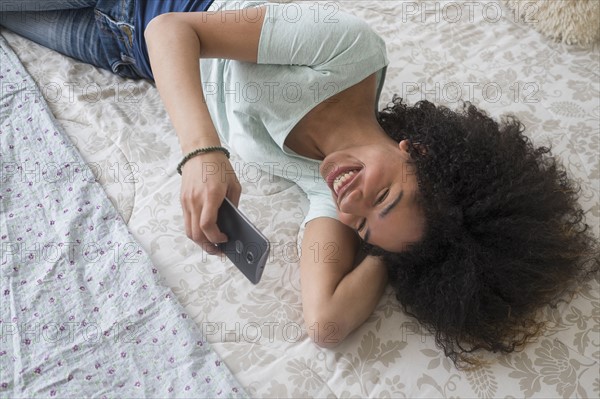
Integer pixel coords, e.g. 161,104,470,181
246,252,255,264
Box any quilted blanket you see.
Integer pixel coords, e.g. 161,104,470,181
0,34,247,398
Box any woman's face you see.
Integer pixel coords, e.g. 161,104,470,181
320,139,426,252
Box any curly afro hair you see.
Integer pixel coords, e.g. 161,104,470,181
370,96,599,368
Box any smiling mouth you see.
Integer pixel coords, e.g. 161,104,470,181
327,168,361,198
333,170,357,195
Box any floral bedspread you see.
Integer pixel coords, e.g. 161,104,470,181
1,0,598,397
0,34,247,398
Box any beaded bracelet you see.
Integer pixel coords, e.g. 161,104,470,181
177,146,231,175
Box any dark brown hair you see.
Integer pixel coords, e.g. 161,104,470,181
370,96,599,368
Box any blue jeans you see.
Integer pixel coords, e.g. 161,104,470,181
0,0,146,79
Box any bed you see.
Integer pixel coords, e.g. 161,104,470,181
1,0,598,397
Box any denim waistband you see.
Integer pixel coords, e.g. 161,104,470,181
94,0,145,79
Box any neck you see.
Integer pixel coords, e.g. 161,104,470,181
315,113,391,157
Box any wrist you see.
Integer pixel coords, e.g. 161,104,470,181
179,127,222,154
181,138,222,154
177,146,231,175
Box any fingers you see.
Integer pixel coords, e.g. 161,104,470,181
200,195,228,246
182,188,235,255
179,156,242,255
183,192,224,255
198,174,242,246
190,206,221,255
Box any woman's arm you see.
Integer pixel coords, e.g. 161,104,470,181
300,217,388,347
144,8,267,150
145,8,387,341
143,8,267,253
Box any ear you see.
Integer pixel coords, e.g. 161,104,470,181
399,139,411,152
399,139,427,157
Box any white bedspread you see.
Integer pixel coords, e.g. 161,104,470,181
1,0,598,397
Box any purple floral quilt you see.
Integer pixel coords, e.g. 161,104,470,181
0,34,247,398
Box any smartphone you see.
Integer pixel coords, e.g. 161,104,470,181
216,197,270,284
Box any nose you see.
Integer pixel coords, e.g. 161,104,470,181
337,189,369,228
338,185,369,214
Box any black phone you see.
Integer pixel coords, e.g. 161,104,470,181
216,197,270,284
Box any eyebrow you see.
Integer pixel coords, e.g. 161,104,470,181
363,190,403,244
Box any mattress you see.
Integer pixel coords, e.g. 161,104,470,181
1,0,598,397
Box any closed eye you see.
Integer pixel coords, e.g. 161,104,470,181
375,188,389,206
357,189,388,237
356,218,366,233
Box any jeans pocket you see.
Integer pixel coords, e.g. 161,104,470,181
94,8,141,79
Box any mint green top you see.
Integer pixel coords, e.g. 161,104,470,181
201,0,389,225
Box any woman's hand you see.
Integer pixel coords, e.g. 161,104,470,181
145,11,262,254
180,153,241,254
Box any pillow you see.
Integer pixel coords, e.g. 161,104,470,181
503,0,600,47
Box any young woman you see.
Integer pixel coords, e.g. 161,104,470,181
2,0,597,367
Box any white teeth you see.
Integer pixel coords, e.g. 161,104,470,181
333,170,356,195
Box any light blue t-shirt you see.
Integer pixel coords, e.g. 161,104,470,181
201,1,389,225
